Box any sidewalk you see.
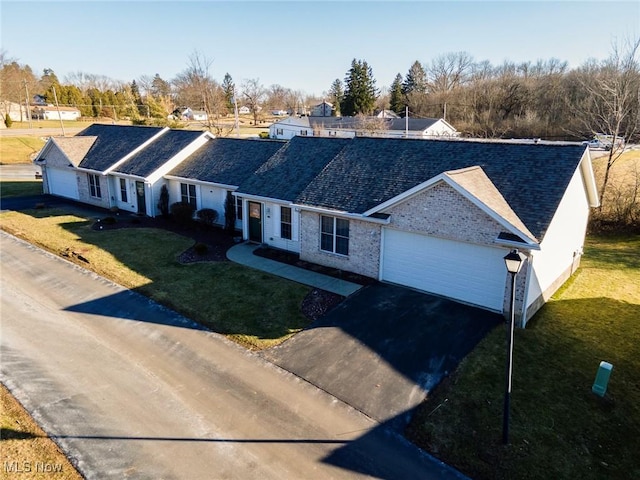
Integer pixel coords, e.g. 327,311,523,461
227,243,363,297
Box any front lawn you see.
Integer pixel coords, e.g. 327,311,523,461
0,136,46,164
406,234,640,480
0,209,311,350
0,180,43,198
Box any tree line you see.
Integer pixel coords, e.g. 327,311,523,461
1,40,638,144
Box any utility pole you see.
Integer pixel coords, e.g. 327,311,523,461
23,79,33,128
405,106,409,138
233,89,240,138
52,87,66,136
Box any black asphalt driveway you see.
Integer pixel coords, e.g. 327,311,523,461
262,283,502,426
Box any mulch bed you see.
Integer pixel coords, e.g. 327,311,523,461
91,213,348,320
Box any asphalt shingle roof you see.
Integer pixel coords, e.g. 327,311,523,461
77,124,164,172
296,137,587,240
114,129,204,177
307,116,439,132
236,136,350,201
167,138,285,187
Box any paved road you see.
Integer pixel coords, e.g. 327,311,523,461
0,232,465,480
0,127,83,137
0,163,41,180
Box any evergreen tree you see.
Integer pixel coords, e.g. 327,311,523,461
340,59,378,116
328,78,344,116
402,60,428,95
151,73,172,99
222,73,235,114
389,73,405,114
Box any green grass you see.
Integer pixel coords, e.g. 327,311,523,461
0,136,46,164
0,209,311,350
406,234,640,480
0,181,43,198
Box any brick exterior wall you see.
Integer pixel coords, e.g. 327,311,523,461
300,182,507,281
77,173,111,209
385,182,504,246
299,211,381,279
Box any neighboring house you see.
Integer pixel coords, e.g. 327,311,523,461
267,116,313,140
268,116,458,139
1,101,28,125
235,136,351,252
32,105,81,121
238,106,251,115
165,137,285,228
375,109,400,119
236,137,598,327
310,101,333,117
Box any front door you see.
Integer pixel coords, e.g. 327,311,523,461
136,181,146,215
248,201,262,243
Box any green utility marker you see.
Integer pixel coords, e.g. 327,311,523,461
592,361,613,397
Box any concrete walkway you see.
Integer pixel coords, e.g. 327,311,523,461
227,243,362,297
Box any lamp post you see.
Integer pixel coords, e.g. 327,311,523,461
503,249,525,445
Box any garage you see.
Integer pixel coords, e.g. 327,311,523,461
46,167,79,200
381,228,508,311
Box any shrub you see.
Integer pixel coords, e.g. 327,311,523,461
4,114,12,128
194,242,209,255
258,131,270,139
170,201,195,226
100,216,117,225
224,191,236,232
196,208,218,226
158,184,170,218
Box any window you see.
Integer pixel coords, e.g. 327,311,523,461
236,196,243,220
119,178,127,202
300,129,308,136
280,206,292,240
276,128,283,135
88,174,101,198
180,183,197,209
320,216,349,255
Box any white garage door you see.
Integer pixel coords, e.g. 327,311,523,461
47,167,79,200
382,229,508,311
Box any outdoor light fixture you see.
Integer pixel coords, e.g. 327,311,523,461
502,248,525,445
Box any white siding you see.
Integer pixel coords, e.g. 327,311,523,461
525,167,591,309
262,202,300,253
46,167,79,200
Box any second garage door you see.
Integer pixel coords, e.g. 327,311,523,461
381,228,508,311
47,167,79,200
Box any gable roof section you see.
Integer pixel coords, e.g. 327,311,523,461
236,136,351,202
76,124,165,172
112,129,206,178
36,136,97,167
297,137,587,241
167,138,285,187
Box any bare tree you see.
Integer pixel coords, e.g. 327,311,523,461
572,37,640,206
241,78,266,125
428,51,474,93
173,51,224,129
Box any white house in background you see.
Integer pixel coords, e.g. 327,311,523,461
269,116,458,140
238,106,251,115
32,105,81,121
0,101,29,126
267,116,313,140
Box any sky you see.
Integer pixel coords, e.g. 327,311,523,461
1,1,639,97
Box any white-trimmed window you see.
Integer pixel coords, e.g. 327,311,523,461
320,215,349,255
276,128,283,135
180,183,197,209
88,174,101,198
300,129,308,136
281,206,292,240
119,178,127,202
236,196,243,220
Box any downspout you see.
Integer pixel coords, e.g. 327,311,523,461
520,252,533,328
148,182,155,217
